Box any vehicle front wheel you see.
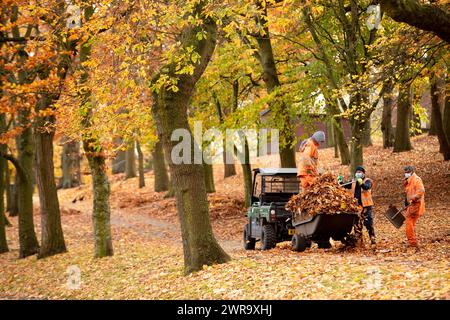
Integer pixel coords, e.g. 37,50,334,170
292,234,307,252
243,224,256,250
261,224,276,250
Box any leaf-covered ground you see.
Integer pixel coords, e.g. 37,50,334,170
1,135,449,299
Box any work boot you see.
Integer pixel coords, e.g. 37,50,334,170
370,236,376,249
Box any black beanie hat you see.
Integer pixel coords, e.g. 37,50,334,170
355,166,366,173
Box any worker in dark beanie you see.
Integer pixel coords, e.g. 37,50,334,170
343,166,375,246
404,166,425,250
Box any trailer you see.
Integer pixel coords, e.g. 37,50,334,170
291,211,359,251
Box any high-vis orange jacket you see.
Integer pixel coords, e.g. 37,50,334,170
405,173,425,216
297,138,318,177
351,178,374,207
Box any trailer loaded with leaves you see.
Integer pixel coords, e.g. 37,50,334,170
286,173,360,251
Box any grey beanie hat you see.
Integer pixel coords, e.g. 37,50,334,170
404,165,414,172
311,131,326,143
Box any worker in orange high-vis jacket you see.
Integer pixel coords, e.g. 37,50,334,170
297,131,325,189
404,166,425,249
343,166,375,245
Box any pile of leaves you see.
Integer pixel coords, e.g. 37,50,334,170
286,173,360,216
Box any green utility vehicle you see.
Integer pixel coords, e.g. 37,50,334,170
243,168,300,250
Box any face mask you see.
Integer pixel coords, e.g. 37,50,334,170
355,172,364,179
405,173,412,179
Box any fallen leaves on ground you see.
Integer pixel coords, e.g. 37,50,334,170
0,135,449,299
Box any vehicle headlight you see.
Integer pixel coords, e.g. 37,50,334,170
270,209,276,215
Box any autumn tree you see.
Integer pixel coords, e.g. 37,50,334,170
148,1,231,273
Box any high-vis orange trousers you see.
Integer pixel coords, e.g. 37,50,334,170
406,205,420,247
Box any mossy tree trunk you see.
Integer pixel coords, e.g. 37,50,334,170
350,123,364,175
394,82,413,152
83,146,114,258
151,5,229,274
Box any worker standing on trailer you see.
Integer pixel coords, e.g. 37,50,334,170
297,131,325,189
343,166,375,246
404,166,425,250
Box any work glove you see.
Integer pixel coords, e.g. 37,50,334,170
357,178,363,185
337,175,344,184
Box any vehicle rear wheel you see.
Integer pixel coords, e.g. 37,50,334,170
243,224,256,250
342,234,357,247
291,234,307,252
261,224,276,250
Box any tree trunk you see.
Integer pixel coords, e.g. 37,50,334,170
34,97,66,258
255,3,296,168
303,7,350,165
430,72,450,160
429,106,438,136
164,179,175,199
362,119,373,147
394,82,413,152
443,73,450,149
213,91,237,178
241,136,252,208
151,9,229,274
381,81,395,148
203,162,215,194
136,140,145,188
125,141,136,179
350,125,364,174
60,138,81,189
327,120,338,158
17,108,40,258
334,118,351,165
5,166,12,213
8,172,19,217
223,150,236,178
152,139,169,192
83,147,114,258
112,138,126,174
79,5,113,258
0,114,8,253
